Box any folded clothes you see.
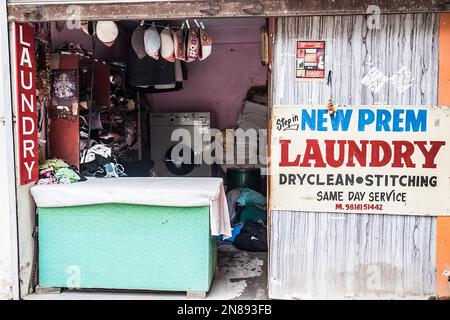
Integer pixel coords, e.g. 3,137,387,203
39,158,69,173
37,177,59,185
37,159,86,185
54,168,82,183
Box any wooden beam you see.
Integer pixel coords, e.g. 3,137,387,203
7,0,450,22
437,12,450,300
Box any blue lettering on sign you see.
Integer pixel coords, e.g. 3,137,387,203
301,109,316,131
357,108,427,132
301,109,353,131
375,109,392,132
358,109,375,131
298,107,427,132
405,109,427,132
330,109,353,131
317,109,328,131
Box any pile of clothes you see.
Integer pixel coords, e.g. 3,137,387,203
80,143,127,178
38,159,86,185
221,87,268,172
221,188,268,252
79,71,139,163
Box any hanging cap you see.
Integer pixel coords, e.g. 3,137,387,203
173,28,187,61
144,22,161,60
131,25,147,59
199,28,212,61
160,26,175,62
186,26,200,62
96,21,119,47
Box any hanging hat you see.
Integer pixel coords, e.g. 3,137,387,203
186,26,200,62
96,21,119,47
173,27,187,61
81,21,96,37
144,22,161,60
160,26,175,62
199,28,212,61
131,25,147,59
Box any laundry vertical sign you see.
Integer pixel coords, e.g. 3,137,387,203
14,23,38,185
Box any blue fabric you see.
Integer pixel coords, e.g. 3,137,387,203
236,188,267,207
239,205,267,224
218,223,244,243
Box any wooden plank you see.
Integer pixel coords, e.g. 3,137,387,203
186,291,207,299
437,12,450,300
47,54,80,168
7,0,450,22
269,14,439,299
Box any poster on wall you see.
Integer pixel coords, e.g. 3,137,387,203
14,22,39,185
270,105,450,216
51,69,77,107
296,41,325,80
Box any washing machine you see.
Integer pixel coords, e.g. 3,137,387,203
150,112,214,177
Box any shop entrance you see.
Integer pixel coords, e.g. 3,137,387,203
16,17,270,299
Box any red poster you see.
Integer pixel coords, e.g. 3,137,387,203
14,23,38,185
296,41,325,80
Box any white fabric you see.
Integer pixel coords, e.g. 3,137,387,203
96,21,118,44
31,177,231,238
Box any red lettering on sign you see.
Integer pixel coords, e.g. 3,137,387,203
279,139,446,169
15,23,38,185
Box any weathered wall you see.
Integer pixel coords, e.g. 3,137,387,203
269,14,439,299
0,2,18,300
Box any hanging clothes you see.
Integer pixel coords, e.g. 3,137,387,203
128,48,176,87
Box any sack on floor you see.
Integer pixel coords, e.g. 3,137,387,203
233,220,267,252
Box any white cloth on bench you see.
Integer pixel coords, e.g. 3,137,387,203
31,177,232,238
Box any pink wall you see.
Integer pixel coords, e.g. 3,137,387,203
150,25,268,130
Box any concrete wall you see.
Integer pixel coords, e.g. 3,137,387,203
0,2,18,300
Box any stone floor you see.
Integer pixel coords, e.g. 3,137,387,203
24,242,268,300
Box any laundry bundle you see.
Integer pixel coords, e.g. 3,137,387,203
221,187,268,251
233,220,268,252
80,143,127,178
221,88,268,172
237,101,268,131
38,159,86,185
226,188,267,225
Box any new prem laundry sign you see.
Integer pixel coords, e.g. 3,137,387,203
14,23,38,185
270,105,450,216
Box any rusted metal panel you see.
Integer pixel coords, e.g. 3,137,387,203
269,14,439,299
7,0,450,22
